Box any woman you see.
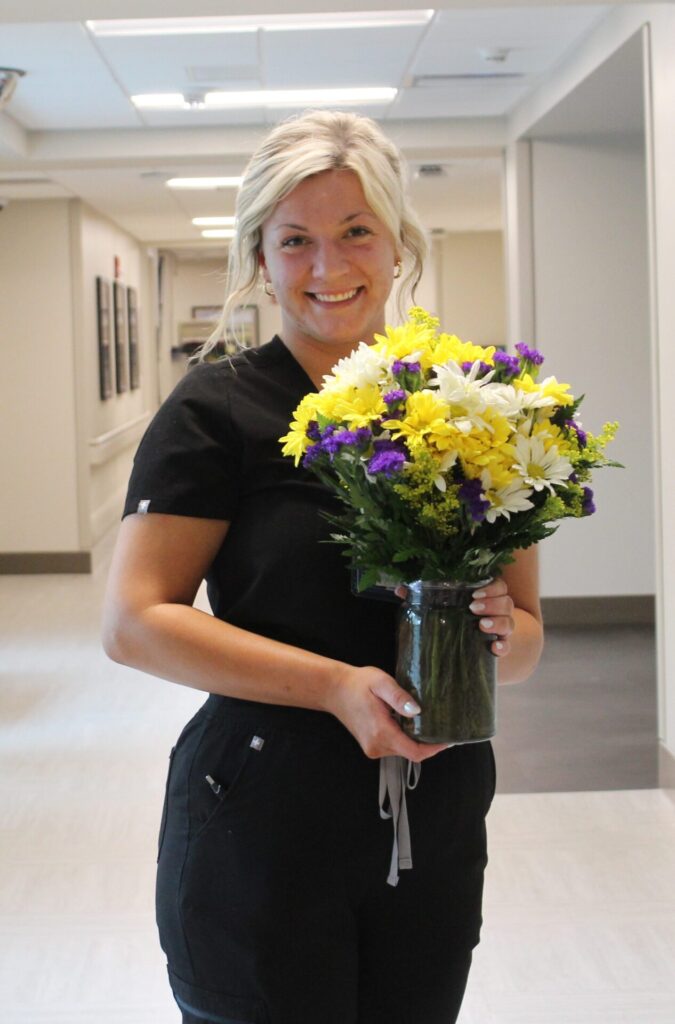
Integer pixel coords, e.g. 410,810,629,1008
103,110,543,1024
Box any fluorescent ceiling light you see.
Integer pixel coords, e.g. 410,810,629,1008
133,93,186,110
134,88,396,111
167,177,243,189
193,216,236,226
87,12,433,36
202,229,236,238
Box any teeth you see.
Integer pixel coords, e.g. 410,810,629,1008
313,289,359,303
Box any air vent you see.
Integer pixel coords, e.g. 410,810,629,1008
417,164,446,178
185,65,260,83
410,73,524,87
0,176,53,185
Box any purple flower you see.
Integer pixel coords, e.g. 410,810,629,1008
392,359,421,376
493,351,521,377
367,449,406,477
461,360,492,376
458,478,490,523
302,443,323,468
515,342,544,367
333,428,372,449
373,439,404,453
566,419,587,448
306,420,322,442
383,388,406,406
582,486,596,516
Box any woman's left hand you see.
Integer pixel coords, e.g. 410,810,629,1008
468,578,514,658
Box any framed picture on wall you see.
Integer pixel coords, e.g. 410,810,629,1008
127,286,140,390
192,305,222,321
96,276,113,400
113,280,129,393
224,304,259,351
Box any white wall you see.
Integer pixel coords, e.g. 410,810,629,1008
505,5,675,758
530,137,653,598
164,256,283,394
0,199,80,552
0,198,156,556
647,7,675,762
75,203,156,543
439,231,506,347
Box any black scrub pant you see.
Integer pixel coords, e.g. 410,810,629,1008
156,694,496,1024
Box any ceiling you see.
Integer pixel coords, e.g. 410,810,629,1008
0,3,617,248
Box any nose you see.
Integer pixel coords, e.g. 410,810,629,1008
311,239,350,280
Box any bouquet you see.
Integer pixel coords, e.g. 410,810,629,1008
280,308,620,741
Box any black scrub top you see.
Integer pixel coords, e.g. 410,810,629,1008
123,336,397,674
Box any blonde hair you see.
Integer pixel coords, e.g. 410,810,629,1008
199,109,427,359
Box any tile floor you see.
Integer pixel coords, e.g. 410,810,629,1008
1,527,674,1023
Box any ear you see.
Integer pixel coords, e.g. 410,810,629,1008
257,248,268,279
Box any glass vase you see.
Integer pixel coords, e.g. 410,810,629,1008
396,580,497,744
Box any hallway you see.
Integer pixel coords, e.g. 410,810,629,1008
1,528,674,1022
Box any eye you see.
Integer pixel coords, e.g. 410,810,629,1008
346,225,373,239
280,235,309,249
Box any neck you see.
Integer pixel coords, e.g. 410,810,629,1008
280,335,368,390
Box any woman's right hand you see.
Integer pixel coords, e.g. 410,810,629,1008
325,664,449,762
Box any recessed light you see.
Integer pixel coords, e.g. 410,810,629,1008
134,87,396,111
166,177,243,189
193,217,237,226
88,12,433,36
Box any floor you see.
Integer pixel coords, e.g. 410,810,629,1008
1,527,674,1023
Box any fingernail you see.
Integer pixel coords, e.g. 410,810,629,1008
472,589,487,599
495,641,505,652
403,700,421,715
469,601,485,612
446,742,455,749
481,618,494,629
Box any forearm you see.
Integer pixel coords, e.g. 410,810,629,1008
104,601,346,712
496,607,543,685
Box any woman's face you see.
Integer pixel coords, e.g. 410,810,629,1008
259,168,400,360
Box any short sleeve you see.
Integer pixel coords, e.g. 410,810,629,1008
122,364,241,521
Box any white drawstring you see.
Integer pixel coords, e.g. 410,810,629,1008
378,757,422,886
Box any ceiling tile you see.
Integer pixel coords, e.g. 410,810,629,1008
0,22,141,129
261,24,425,89
95,30,260,94
414,7,608,77
391,82,532,120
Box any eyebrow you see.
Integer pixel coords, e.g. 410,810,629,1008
274,211,374,231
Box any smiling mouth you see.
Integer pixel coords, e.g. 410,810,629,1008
309,287,362,304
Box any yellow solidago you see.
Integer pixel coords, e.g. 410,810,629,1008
408,306,441,332
393,452,460,537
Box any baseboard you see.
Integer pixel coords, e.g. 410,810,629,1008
541,595,655,627
659,744,675,807
0,551,92,574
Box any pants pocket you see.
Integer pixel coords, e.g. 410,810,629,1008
157,745,177,862
188,717,271,842
169,967,269,1024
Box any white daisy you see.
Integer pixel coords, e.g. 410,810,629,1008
512,436,573,492
322,343,388,392
431,361,496,432
480,470,534,523
433,450,458,492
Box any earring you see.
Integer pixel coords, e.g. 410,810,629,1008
264,281,275,296
393,260,402,279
